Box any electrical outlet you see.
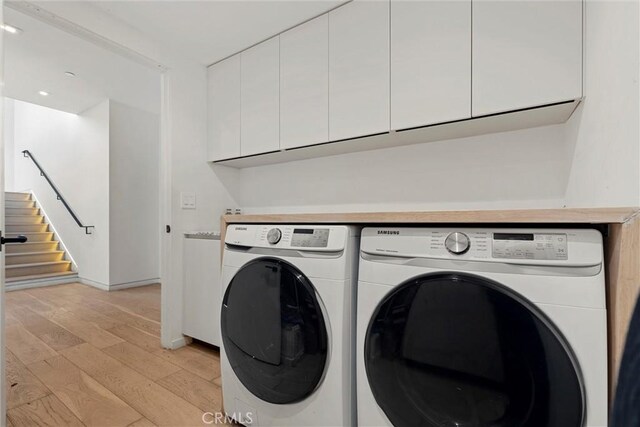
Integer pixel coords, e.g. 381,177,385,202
181,192,196,209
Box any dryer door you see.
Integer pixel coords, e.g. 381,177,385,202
365,272,585,427
221,257,328,404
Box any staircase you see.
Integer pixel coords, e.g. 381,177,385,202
5,192,77,285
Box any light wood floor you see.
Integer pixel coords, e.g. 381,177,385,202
4,283,224,427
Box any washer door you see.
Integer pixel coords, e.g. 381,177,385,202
221,257,328,404
365,273,585,427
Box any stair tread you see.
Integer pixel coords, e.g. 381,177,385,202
6,271,78,283
6,251,65,257
5,232,53,235
6,241,58,246
6,260,71,269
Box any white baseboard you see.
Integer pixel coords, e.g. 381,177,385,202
79,277,160,292
109,278,161,291
5,274,79,292
166,336,191,350
78,277,110,291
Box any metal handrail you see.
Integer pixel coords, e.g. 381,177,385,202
22,150,94,234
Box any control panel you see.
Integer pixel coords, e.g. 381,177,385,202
290,228,330,248
360,227,603,266
225,224,349,252
492,233,567,260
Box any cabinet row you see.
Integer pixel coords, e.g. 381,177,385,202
208,0,582,163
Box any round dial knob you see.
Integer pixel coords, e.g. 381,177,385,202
266,228,282,245
445,232,470,255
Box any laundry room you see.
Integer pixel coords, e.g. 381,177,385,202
1,0,638,426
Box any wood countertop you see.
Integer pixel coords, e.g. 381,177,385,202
222,207,639,225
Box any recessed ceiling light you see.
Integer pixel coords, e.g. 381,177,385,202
65,71,76,78
38,91,49,97
1,24,23,34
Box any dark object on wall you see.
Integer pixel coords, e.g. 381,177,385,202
611,295,640,427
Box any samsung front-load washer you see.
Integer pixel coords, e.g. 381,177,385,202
357,227,607,427
220,224,359,426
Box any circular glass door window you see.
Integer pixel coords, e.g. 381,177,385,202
365,273,585,427
221,258,328,404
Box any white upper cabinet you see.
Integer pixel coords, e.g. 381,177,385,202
472,0,583,116
391,0,471,130
241,37,280,156
207,56,241,161
280,15,329,150
329,0,390,141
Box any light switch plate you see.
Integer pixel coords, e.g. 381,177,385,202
181,192,196,209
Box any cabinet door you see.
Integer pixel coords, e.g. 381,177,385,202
280,15,329,150
391,0,471,130
329,0,390,141
207,56,241,161
241,37,280,156
472,0,582,116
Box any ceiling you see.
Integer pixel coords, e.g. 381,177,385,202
88,0,346,65
3,7,161,114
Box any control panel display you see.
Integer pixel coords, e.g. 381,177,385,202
291,228,330,248
492,233,568,260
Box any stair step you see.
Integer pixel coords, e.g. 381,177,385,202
6,270,78,284
6,200,36,209
6,224,49,233
5,215,45,225
5,241,59,254
5,232,54,242
6,261,72,278
5,207,40,216
5,192,31,201
5,251,65,265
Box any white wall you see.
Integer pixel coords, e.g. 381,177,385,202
109,101,160,287
236,0,639,213
563,0,640,207
3,99,15,191
12,99,111,286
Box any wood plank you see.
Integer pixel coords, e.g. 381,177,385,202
156,370,223,412
5,350,50,409
7,395,84,427
606,213,640,393
7,306,85,351
60,344,205,427
74,298,160,337
43,308,125,349
128,418,157,427
222,207,638,226
107,325,162,353
154,346,220,381
6,324,58,365
28,355,142,426
103,342,181,381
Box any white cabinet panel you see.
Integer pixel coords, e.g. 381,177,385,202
207,56,241,161
183,236,221,347
473,0,582,116
391,0,471,130
280,15,329,150
329,0,390,141
241,37,280,156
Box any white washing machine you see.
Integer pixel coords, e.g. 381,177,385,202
357,227,607,427
220,224,359,426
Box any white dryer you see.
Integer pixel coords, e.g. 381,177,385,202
357,227,607,427
220,224,359,426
